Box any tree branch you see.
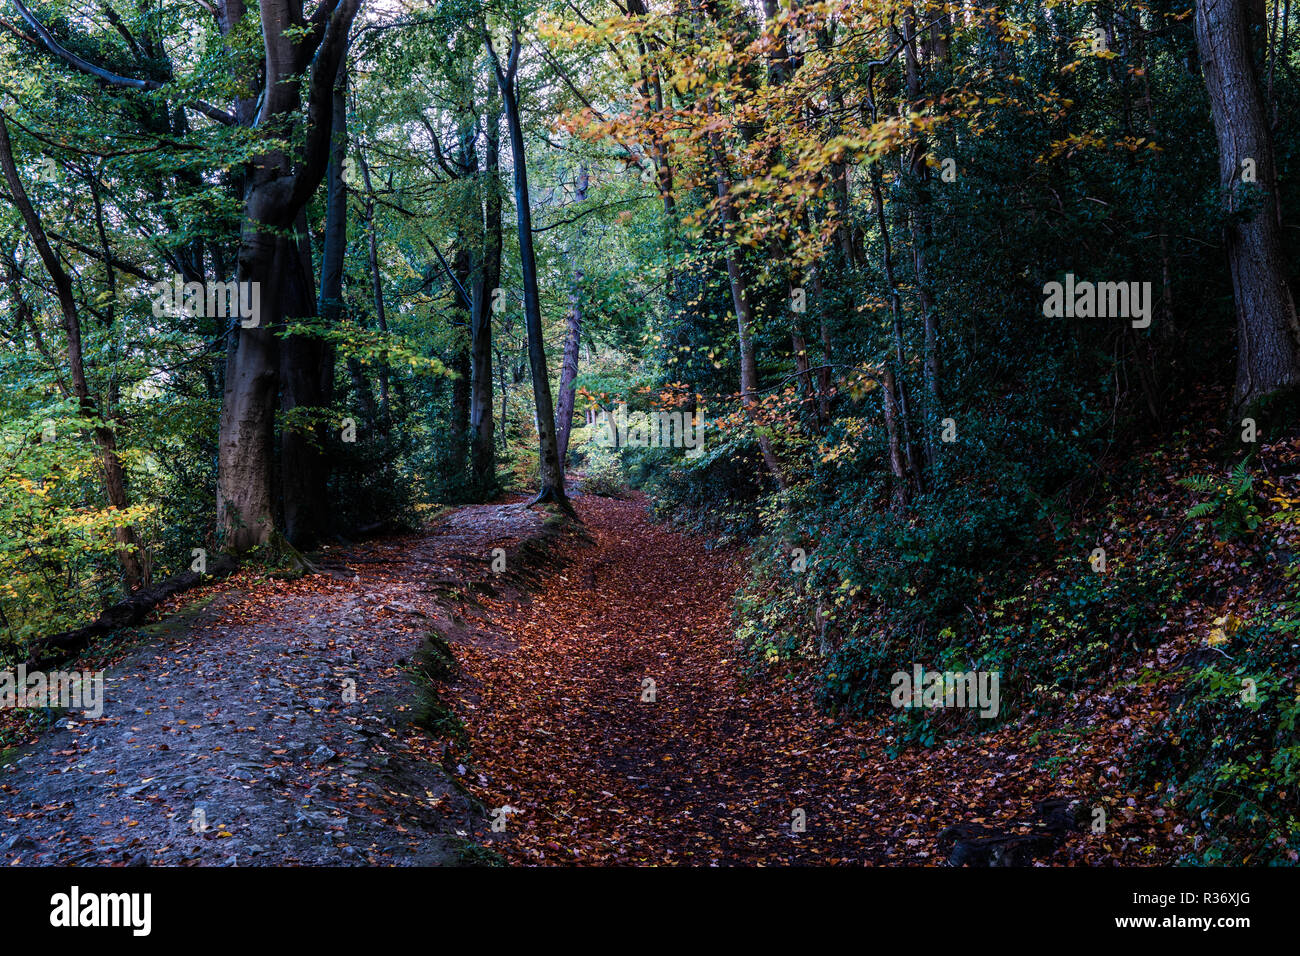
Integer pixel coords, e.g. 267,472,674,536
5,1,236,124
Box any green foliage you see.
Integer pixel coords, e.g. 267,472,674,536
642,435,765,541
643,0,1246,752
736,448,1191,739
579,444,628,498
1179,461,1263,540
0,403,155,659
1131,563,1300,866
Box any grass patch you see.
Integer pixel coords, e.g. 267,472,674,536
452,837,507,867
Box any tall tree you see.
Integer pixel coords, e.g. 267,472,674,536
469,88,503,493
555,164,588,469
487,26,573,513
216,0,362,553
1193,0,1300,415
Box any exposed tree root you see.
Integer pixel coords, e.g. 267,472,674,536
524,484,580,520
258,531,323,577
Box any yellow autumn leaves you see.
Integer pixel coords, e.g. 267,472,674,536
1206,613,1245,647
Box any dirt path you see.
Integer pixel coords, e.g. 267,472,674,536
2,492,1174,867
448,495,1130,866
0,504,549,866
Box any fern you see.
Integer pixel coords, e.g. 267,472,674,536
1179,460,1261,539
1230,460,1251,491
1178,474,1215,493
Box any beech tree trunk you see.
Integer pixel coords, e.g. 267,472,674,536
451,242,473,473
319,63,378,433
358,153,392,434
1194,0,1300,413
218,217,287,553
279,209,332,548
470,93,502,494
216,0,360,553
319,62,349,332
488,29,572,512
555,165,588,470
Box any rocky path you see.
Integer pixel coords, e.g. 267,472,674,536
0,503,550,866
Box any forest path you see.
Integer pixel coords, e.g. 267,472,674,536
0,502,550,866
0,491,1161,866
452,494,1100,865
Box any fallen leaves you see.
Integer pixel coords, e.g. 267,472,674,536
439,494,1180,866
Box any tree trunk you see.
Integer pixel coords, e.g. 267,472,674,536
279,209,331,548
902,8,942,468
451,243,473,473
707,122,786,490
879,367,910,508
216,0,360,553
869,162,923,493
497,345,510,452
218,210,286,553
488,30,572,512
469,91,503,494
319,62,349,332
0,116,144,590
320,62,378,433
359,154,392,434
1194,0,1300,413
810,265,834,422
555,165,588,470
